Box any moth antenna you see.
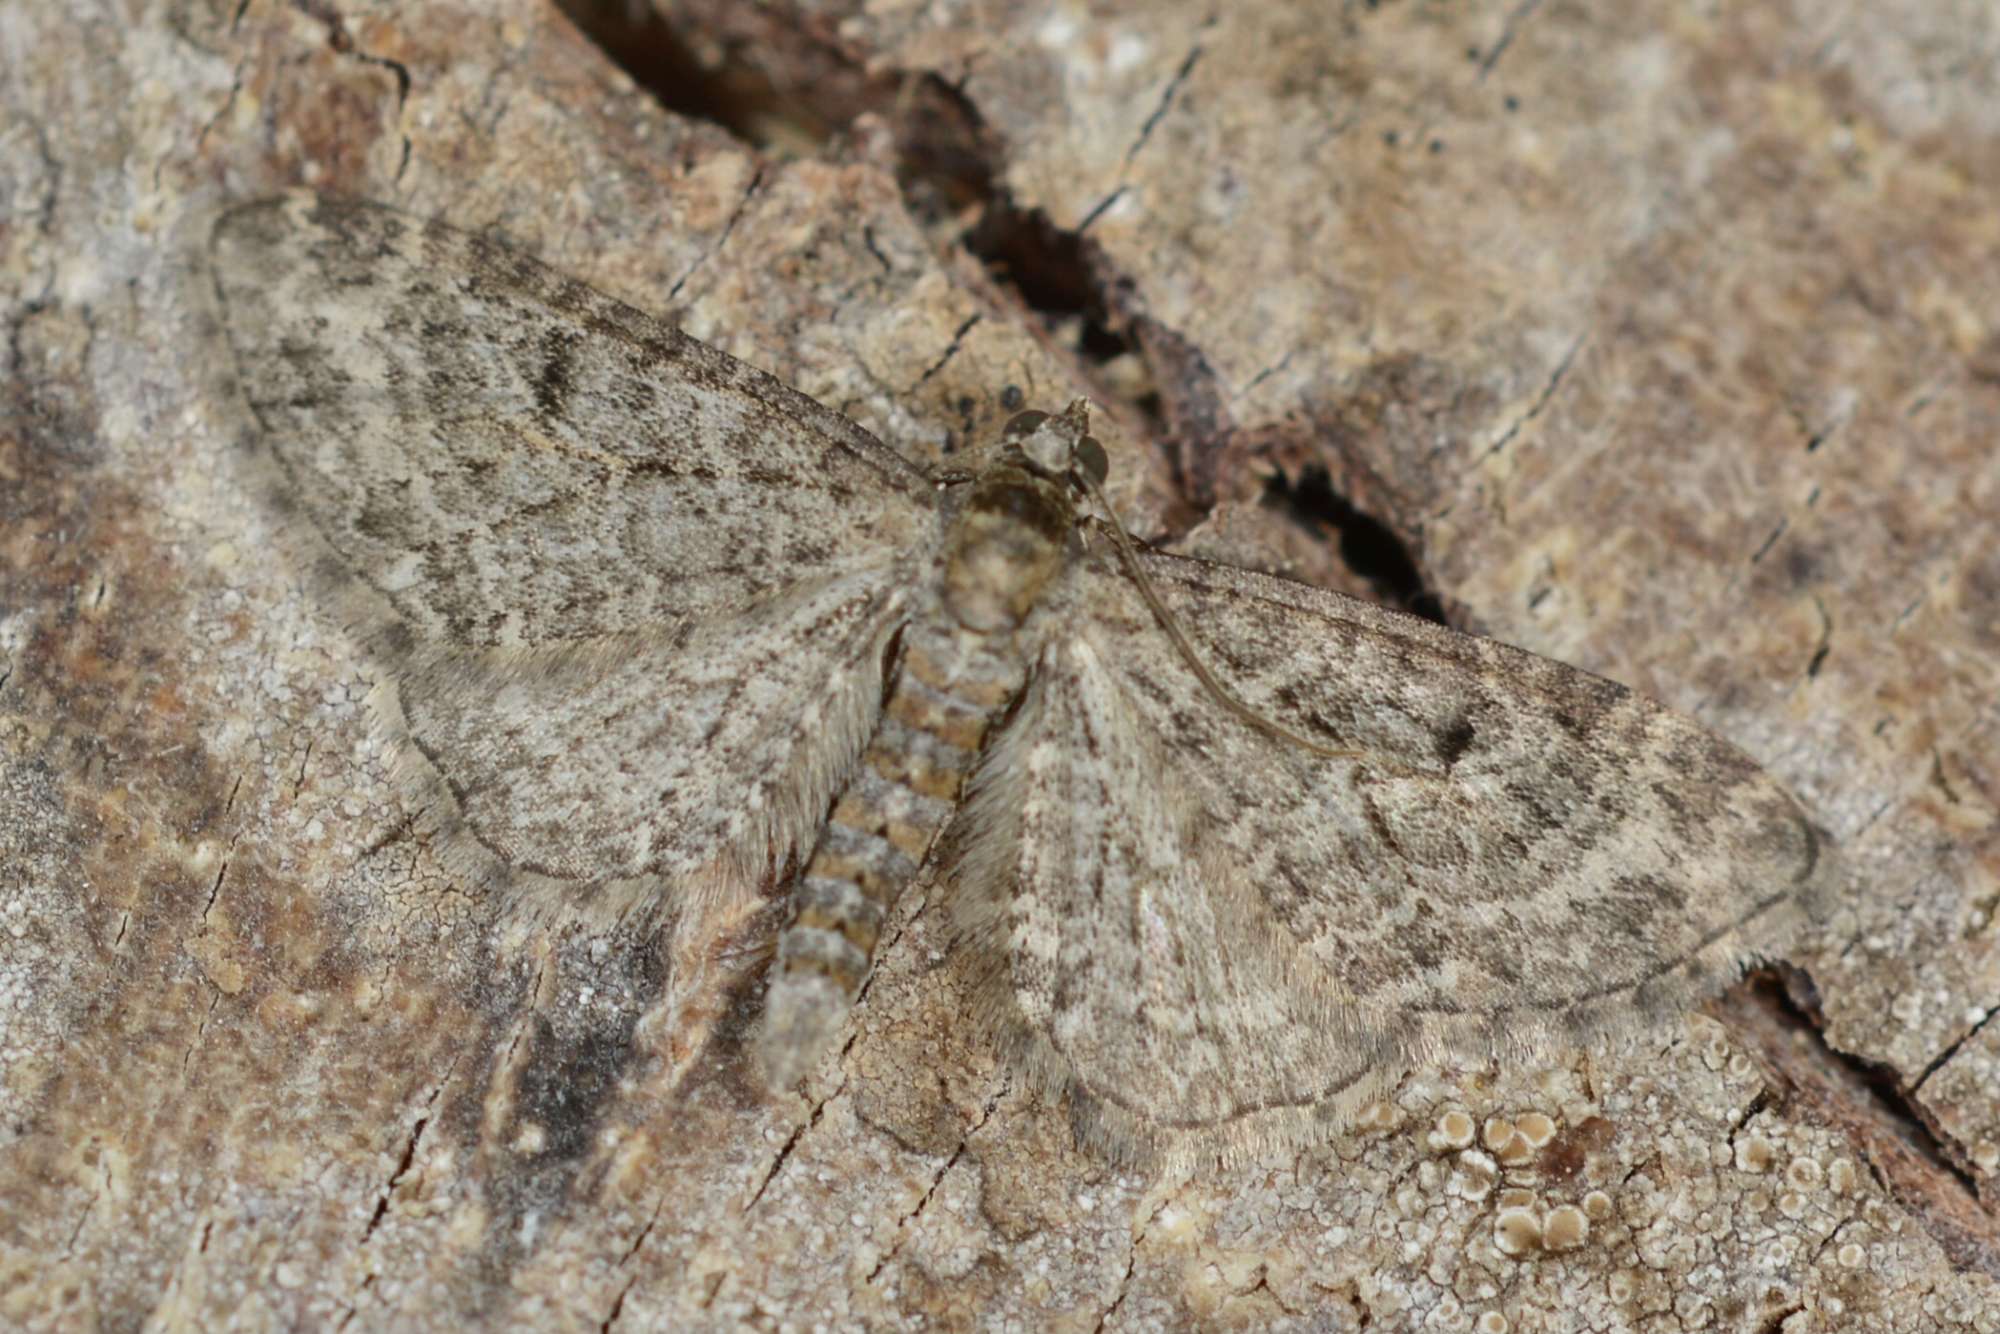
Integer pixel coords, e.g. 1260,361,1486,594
1071,461,1372,765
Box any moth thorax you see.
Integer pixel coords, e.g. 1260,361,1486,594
942,464,1075,633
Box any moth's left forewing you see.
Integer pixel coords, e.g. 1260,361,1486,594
198,193,942,928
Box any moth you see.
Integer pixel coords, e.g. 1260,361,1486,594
204,193,1832,1162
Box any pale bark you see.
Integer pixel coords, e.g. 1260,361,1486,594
1,1,1995,1329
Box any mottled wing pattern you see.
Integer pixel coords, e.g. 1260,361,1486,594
952,629,1391,1155
208,194,937,921
955,535,1832,1161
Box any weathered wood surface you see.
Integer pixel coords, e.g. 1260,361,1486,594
1,1,1995,1328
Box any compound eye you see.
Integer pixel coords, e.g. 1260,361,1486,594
1075,435,1109,488
1002,409,1050,440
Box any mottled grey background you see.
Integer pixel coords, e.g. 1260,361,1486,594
1,1,1996,1329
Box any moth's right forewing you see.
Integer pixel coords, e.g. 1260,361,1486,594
206,192,941,922
1068,548,1836,1059
949,538,1836,1164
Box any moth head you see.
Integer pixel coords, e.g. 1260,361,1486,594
1003,399,1109,494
